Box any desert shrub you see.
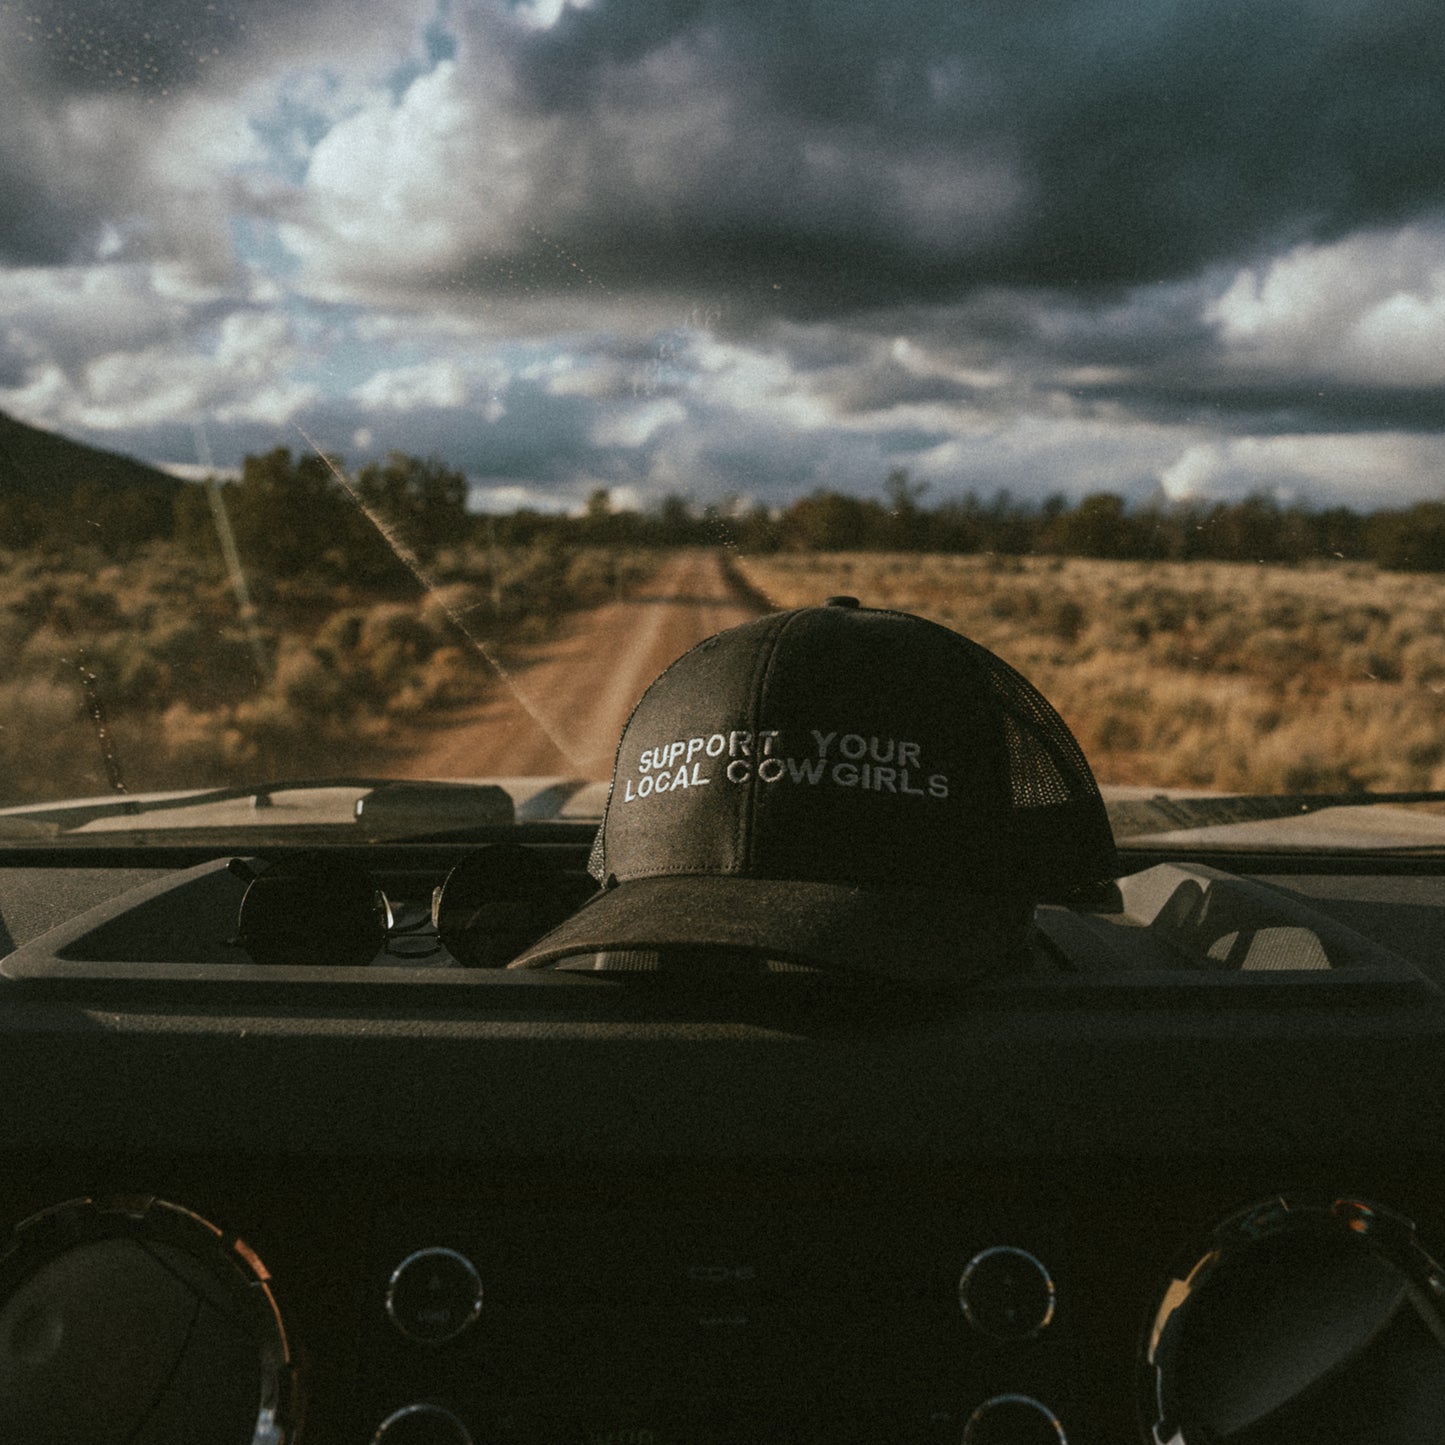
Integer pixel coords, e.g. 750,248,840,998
735,551,1445,794
1047,598,1087,645
1400,638,1445,690
409,645,476,711
0,678,93,801
0,538,658,803
418,583,488,635
273,641,349,717
356,605,442,690
158,702,235,773
314,608,367,657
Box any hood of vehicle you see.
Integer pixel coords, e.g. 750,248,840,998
1,779,1443,852
1103,786,1445,851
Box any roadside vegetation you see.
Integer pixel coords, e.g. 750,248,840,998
0,451,654,803
5,442,1445,803
735,552,1445,796
9,445,1445,573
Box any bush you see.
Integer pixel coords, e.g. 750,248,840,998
735,551,1445,794
0,537,659,803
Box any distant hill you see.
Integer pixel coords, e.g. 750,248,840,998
0,409,183,499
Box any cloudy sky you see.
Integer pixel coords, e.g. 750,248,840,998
2,0,1443,514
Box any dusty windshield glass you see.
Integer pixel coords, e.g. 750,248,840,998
1,1,1443,844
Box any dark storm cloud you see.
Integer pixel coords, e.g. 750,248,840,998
322,382,645,488
826,363,977,417
5,0,1445,502
841,282,1226,384
0,29,144,268
1066,375,1445,437
0,155,81,266
8,0,1444,299
430,386,619,483
494,0,1445,303
0,0,425,266
0,53,160,267
5,0,336,94
46,384,608,491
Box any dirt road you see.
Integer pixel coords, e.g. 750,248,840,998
397,550,766,780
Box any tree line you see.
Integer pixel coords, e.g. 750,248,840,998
4,449,1444,573
0,449,469,583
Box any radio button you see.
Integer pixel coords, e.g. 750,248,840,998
385,1248,483,1345
963,1394,1067,1445
958,1247,1056,1340
371,1403,473,1444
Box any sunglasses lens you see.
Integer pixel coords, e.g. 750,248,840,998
435,844,577,968
237,853,391,967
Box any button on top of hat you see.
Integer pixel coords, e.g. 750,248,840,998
823,595,860,608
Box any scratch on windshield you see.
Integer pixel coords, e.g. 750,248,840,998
193,429,270,681
296,427,586,771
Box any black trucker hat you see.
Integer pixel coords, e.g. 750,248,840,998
510,597,1118,987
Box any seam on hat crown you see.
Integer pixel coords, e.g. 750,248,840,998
738,609,795,873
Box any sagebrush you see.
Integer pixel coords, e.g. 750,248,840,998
0,541,654,802
735,552,1445,794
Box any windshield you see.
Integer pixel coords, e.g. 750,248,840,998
2,0,1443,848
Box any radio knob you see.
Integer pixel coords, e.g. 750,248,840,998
384,1248,483,1345
371,1402,473,1444
963,1394,1067,1445
1142,1196,1445,1444
958,1246,1056,1340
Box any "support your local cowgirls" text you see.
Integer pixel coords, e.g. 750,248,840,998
621,728,949,802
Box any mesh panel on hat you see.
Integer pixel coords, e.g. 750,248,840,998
927,625,1114,898
978,648,1103,812
1001,713,1074,808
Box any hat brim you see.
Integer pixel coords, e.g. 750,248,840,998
507,874,1030,990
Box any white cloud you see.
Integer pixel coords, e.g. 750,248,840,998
470,482,574,514
1159,434,1445,506
545,356,638,400
0,264,189,369
153,92,271,180
280,55,549,291
212,380,321,426
513,0,598,30
0,277,310,434
159,461,242,482
1347,289,1445,384
591,397,686,448
214,310,294,372
686,336,833,428
1158,443,1220,502
352,359,470,411
1210,225,1445,386
351,311,495,344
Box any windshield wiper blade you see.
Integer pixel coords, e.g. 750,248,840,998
1109,790,1445,839
0,778,515,836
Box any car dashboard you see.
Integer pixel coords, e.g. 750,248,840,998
2,829,1445,1445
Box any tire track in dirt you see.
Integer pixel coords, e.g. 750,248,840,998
395,549,768,781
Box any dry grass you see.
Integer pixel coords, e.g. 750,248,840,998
9,543,1443,804
0,541,656,804
735,552,1445,794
